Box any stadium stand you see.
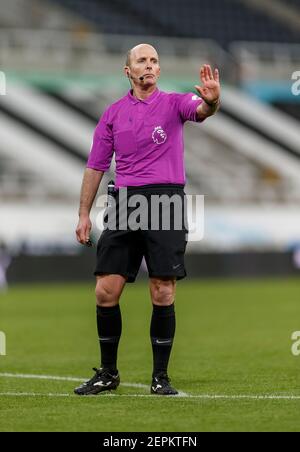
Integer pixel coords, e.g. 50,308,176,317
0,0,90,30
52,0,300,46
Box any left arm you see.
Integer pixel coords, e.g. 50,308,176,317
195,65,221,121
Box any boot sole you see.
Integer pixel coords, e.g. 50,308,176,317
74,383,120,396
151,389,178,396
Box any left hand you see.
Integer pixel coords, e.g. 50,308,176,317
195,64,220,105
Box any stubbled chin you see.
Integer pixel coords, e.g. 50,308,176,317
143,78,156,86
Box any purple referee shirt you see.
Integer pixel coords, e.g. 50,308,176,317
87,88,204,188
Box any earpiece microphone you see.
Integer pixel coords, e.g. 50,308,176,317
127,73,145,82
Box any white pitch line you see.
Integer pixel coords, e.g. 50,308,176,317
0,372,148,390
0,392,300,401
0,392,72,398
0,372,189,397
0,373,299,400
0,372,84,382
0,372,188,396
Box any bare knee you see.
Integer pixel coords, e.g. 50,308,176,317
95,281,121,307
95,275,126,307
149,278,176,306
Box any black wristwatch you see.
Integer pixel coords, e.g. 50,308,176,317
205,98,220,107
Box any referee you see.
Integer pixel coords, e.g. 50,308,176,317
75,44,220,396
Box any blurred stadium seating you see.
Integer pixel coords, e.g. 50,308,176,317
1,0,300,281
52,0,300,46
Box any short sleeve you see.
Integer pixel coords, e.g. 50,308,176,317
86,108,114,172
176,93,204,123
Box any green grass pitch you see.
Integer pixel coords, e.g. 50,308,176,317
0,278,299,432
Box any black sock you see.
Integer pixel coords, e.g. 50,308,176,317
96,305,122,373
150,303,176,378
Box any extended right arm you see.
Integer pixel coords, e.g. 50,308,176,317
77,106,114,244
76,168,104,245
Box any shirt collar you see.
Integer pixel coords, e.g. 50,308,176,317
128,88,160,105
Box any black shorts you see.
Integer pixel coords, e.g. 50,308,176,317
94,184,188,283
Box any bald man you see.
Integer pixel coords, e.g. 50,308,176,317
75,44,220,396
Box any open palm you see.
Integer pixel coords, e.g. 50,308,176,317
195,64,220,105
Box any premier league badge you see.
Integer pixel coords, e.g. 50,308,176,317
152,126,167,144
